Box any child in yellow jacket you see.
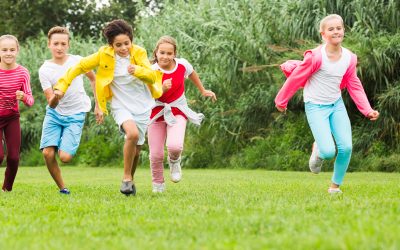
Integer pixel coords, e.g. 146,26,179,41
53,19,163,196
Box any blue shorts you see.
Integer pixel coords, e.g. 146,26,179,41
40,107,86,156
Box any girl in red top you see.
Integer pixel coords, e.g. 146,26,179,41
148,36,216,193
0,35,34,192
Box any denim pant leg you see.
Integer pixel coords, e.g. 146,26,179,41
330,100,352,185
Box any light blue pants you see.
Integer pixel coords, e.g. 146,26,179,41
305,98,352,185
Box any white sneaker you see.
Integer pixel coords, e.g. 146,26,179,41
309,142,324,174
168,156,182,183
328,187,343,194
152,182,166,193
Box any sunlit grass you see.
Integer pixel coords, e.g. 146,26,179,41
1,167,399,249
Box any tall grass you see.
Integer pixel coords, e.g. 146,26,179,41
136,0,400,168
14,0,400,169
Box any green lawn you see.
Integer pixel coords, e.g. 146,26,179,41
0,167,399,250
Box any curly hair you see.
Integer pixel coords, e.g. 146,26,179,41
102,19,133,45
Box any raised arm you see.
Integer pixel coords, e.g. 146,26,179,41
54,51,100,95
17,70,34,107
274,51,314,111
188,71,217,101
129,46,163,98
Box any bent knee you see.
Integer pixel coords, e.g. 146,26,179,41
125,132,139,143
59,151,73,163
167,145,183,156
319,148,336,160
339,144,352,155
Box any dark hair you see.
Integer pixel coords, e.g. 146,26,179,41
102,19,133,45
151,35,177,64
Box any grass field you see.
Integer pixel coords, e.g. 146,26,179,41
0,167,399,250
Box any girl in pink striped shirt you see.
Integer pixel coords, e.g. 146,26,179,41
0,35,34,192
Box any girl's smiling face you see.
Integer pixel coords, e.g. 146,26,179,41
111,34,132,57
0,38,19,66
156,43,176,70
321,18,345,45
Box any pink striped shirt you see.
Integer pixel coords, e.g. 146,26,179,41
0,65,34,117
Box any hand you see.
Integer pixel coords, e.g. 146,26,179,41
201,89,217,102
127,64,136,74
16,91,24,100
162,78,172,92
54,89,65,99
49,90,64,109
276,105,287,113
94,106,104,124
49,94,60,109
367,110,379,121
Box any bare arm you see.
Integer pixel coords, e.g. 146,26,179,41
43,88,60,108
188,71,217,101
85,71,103,124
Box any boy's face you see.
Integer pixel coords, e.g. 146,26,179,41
0,38,18,66
156,43,175,70
111,34,131,57
48,33,69,60
321,18,345,45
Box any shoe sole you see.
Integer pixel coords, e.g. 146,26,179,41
171,178,181,183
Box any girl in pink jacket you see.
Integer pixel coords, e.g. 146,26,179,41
275,14,379,194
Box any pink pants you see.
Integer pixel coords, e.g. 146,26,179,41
148,115,187,184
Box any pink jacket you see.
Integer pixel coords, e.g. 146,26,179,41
275,46,373,117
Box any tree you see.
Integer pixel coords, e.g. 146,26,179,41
0,0,163,40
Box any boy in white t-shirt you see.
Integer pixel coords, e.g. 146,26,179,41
38,27,100,194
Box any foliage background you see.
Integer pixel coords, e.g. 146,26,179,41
4,0,399,171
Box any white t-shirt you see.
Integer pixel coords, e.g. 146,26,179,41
303,44,351,104
110,54,155,118
39,55,91,115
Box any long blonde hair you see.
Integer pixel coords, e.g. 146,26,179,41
151,35,177,64
0,35,19,62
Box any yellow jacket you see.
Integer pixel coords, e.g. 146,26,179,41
54,44,163,114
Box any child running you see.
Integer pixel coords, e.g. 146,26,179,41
148,36,216,193
53,19,163,196
38,26,99,195
275,14,379,194
0,35,34,192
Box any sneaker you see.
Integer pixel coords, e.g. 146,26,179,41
309,142,324,174
168,156,182,183
59,188,70,195
328,187,343,194
120,181,136,196
152,182,166,193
